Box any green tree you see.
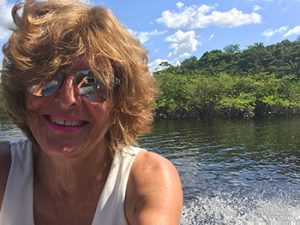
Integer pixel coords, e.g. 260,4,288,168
180,56,199,75
223,44,241,54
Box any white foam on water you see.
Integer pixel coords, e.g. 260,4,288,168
180,192,300,225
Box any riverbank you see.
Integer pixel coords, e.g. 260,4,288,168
154,72,300,120
155,105,300,120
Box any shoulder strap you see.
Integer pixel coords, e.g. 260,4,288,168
0,140,34,225
91,146,143,225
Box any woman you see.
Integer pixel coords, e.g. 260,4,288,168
0,0,183,224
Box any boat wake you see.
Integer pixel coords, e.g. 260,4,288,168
180,190,300,225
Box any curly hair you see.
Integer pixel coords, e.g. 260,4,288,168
1,0,158,153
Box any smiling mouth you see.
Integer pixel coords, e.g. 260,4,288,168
45,115,88,127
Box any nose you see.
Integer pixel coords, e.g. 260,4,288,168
54,76,79,107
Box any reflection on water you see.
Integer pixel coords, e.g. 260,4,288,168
139,118,300,224
1,115,300,224
0,114,25,141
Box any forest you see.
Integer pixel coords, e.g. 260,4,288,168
154,39,300,119
0,39,299,120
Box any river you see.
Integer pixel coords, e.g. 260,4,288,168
1,116,299,224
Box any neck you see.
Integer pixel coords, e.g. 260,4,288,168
33,143,113,196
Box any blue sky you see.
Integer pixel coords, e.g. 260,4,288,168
1,0,300,72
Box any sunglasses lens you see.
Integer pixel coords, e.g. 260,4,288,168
27,70,109,101
27,76,63,97
75,70,106,101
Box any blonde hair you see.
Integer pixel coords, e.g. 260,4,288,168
1,0,158,153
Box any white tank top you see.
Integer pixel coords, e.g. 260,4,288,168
0,140,142,225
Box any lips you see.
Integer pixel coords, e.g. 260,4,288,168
49,116,87,127
44,114,88,132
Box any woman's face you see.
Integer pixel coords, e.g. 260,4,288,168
25,61,113,158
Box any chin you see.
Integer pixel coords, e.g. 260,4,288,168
39,142,79,158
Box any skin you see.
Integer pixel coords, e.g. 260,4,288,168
125,151,183,225
0,62,183,225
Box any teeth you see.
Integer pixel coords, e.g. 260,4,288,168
49,117,84,127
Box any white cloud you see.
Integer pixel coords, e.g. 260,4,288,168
0,0,14,40
253,5,262,11
156,2,262,30
284,26,300,37
0,27,12,40
209,34,214,40
148,58,169,73
166,30,199,58
129,29,166,44
261,26,288,38
176,2,184,9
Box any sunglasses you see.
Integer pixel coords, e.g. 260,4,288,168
27,69,120,101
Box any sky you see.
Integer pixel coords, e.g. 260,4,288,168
1,0,300,72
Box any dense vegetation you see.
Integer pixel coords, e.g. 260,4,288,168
154,39,300,119
158,39,300,77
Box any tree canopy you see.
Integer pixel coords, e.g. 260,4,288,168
156,39,300,78
153,39,300,119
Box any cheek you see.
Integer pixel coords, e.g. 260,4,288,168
24,96,42,139
25,95,41,112
88,100,113,125
24,95,47,129
25,96,39,118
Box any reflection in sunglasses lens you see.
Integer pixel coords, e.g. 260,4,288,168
27,70,108,101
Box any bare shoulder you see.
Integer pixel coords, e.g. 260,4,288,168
0,141,11,209
126,150,183,225
132,150,181,183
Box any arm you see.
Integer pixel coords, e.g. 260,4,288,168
125,151,183,225
0,141,11,210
